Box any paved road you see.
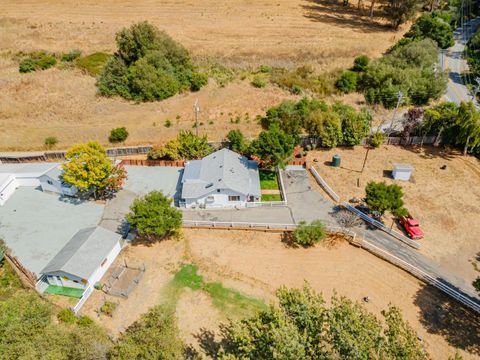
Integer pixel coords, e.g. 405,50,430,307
443,18,480,105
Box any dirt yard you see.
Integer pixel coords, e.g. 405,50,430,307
83,229,479,359
0,0,403,150
307,145,480,285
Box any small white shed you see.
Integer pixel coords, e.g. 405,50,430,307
392,164,413,181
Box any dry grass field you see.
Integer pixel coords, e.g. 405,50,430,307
307,145,480,286
83,230,480,359
0,0,405,150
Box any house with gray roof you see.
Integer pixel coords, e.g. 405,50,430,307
181,148,261,209
39,164,78,197
40,226,122,294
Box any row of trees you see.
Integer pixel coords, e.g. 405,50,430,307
338,39,447,108
97,22,207,101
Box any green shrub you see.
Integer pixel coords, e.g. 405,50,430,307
77,316,94,327
61,49,82,62
251,74,267,88
259,64,272,73
291,84,302,94
36,55,56,70
57,308,76,324
291,220,326,247
352,55,370,72
100,301,117,316
335,70,358,93
19,58,36,73
365,181,408,216
109,127,129,143
406,14,454,49
164,119,172,128
189,72,208,91
370,132,385,147
44,136,58,149
305,109,343,148
97,21,207,101
18,52,56,73
226,129,248,154
77,52,111,76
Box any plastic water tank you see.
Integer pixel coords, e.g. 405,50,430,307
332,154,341,167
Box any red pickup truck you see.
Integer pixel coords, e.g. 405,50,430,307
399,216,424,240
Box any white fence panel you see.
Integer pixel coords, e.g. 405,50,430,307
72,286,94,314
310,167,340,202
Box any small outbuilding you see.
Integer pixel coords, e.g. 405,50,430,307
39,165,78,197
392,164,413,181
40,226,123,294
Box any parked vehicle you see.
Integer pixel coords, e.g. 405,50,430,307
399,215,424,240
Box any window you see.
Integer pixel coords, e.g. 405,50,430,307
47,180,53,185
217,189,221,193
228,195,240,202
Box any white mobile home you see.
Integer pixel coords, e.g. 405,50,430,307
39,165,78,196
40,226,122,291
0,163,60,206
181,148,261,209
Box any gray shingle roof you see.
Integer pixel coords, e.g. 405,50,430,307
41,226,121,280
181,148,261,199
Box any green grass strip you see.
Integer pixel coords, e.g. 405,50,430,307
259,170,279,190
44,285,85,298
261,194,282,201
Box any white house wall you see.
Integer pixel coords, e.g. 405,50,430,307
185,189,255,209
86,240,122,287
39,175,78,196
0,176,18,206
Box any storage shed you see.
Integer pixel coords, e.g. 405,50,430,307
392,164,413,181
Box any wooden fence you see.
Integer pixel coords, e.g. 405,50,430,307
120,159,185,167
5,253,38,288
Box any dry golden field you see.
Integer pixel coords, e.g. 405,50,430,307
0,0,406,150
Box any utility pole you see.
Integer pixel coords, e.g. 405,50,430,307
193,99,200,137
388,91,403,133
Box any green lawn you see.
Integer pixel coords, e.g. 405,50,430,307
259,170,279,190
163,264,266,319
76,52,111,76
44,285,85,298
261,194,282,202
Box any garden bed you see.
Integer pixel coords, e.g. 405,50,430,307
44,285,85,298
261,194,282,202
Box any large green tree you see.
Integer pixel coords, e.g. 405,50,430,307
109,305,184,359
383,0,421,29
457,101,480,155
97,21,207,101
217,284,428,359
305,109,343,148
226,129,248,154
62,141,126,199
407,13,454,49
126,191,182,242
249,125,295,168
365,181,408,217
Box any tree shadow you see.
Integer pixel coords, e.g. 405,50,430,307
193,327,223,359
414,284,480,355
281,231,300,248
301,0,391,33
401,145,458,161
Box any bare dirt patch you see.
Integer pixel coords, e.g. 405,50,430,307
307,145,480,285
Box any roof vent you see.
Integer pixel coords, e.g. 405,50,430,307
205,183,213,188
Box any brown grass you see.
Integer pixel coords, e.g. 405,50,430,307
307,145,480,285
0,0,407,150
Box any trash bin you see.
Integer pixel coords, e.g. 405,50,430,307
332,154,341,167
